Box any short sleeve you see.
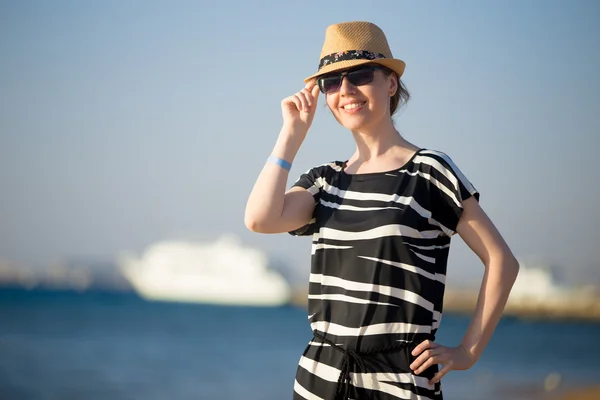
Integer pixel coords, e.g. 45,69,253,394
288,166,324,237
424,151,479,236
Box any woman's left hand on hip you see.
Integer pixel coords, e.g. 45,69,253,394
410,339,476,384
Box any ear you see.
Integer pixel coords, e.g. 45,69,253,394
389,72,398,96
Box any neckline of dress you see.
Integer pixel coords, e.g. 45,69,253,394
340,148,425,177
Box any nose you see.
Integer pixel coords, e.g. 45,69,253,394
339,74,356,95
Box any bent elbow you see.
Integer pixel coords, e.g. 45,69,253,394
505,254,520,283
244,214,261,233
244,214,273,234
512,256,520,276
488,252,520,284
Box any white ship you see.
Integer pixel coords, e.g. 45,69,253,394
507,260,576,306
502,259,600,319
118,235,291,306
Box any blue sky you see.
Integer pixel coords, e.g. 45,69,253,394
1,0,599,285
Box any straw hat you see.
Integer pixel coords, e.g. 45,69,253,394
304,21,405,83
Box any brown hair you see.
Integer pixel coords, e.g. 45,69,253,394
381,67,410,115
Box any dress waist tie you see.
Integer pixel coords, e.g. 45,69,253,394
312,330,434,400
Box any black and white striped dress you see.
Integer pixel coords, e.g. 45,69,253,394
289,149,479,400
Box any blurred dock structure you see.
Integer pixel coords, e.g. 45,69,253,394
0,259,131,292
443,287,600,321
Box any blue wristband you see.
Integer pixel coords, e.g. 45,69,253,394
267,156,292,171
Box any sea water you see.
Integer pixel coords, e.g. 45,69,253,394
0,289,599,400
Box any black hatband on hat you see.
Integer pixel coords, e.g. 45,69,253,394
318,50,387,70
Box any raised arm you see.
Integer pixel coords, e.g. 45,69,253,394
244,82,321,234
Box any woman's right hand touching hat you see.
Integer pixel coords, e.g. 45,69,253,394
281,80,320,136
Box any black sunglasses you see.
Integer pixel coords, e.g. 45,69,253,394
317,66,384,94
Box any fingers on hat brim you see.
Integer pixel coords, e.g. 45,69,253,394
304,79,317,90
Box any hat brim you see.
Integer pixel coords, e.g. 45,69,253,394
304,58,405,83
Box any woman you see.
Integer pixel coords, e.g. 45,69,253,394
245,21,519,400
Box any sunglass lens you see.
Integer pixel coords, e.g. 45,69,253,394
347,68,375,86
318,76,342,94
317,67,377,94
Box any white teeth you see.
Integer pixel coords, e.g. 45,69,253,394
343,103,363,110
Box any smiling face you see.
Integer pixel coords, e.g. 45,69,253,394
322,64,398,132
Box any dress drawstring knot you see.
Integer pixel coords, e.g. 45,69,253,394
312,330,434,400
